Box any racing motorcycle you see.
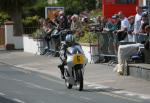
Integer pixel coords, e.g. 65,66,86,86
63,44,87,91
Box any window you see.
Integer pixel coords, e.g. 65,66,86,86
116,0,136,4
104,0,116,4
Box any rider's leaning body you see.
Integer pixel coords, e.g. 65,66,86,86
58,34,83,79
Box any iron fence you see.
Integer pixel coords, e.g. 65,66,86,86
23,27,39,34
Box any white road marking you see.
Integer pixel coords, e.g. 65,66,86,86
79,96,92,100
85,82,109,89
12,78,23,82
1,63,150,102
85,81,150,102
13,98,26,103
12,78,58,93
0,92,5,96
139,95,150,100
113,91,150,100
99,92,142,103
11,78,96,102
9,66,31,74
86,84,96,87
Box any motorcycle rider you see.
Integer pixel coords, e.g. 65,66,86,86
58,34,82,79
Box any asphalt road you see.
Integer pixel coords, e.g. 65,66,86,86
0,62,149,103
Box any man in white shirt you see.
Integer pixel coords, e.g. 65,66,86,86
133,6,143,42
115,11,130,41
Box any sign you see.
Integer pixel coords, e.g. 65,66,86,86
73,54,84,64
45,7,64,20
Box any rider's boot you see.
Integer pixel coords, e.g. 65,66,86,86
58,64,65,79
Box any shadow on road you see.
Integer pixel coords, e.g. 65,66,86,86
0,96,20,103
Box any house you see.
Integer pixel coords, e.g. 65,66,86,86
102,0,149,17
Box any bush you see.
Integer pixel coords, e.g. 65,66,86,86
77,31,98,44
31,28,44,39
0,12,10,26
22,15,39,27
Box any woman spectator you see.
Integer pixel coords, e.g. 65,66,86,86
41,18,52,55
127,16,135,42
70,14,83,37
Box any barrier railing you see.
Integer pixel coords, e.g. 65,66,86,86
88,24,118,63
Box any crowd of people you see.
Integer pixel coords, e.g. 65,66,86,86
38,10,90,55
38,6,150,75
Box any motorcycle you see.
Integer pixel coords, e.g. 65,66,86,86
62,44,87,91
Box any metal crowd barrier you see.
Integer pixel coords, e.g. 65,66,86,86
88,24,118,64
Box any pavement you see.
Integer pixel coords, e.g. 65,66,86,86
0,50,150,100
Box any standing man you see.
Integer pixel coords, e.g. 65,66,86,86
57,11,69,30
116,11,130,41
133,6,143,42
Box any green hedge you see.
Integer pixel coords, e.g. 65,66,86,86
0,12,10,26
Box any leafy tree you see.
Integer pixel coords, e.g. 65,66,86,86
0,0,37,36
0,12,10,26
23,0,48,18
22,0,48,28
57,0,96,14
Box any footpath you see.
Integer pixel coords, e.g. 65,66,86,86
0,50,150,100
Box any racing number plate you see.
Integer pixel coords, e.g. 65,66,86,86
73,54,84,64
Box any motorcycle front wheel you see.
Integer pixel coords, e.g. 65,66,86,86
64,69,73,89
65,79,73,89
76,69,83,91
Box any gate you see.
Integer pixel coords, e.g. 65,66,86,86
0,27,5,47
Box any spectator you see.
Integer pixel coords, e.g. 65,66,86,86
111,14,121,53
57,11,69,30
110,14,120,31
100,16,108,30
114,14,121,30
70,14,82,37
95,16,101,26
100,17,111,53
115,11,130,42
137,22,149,43
41,18,52,54
140,13,149,30
67,15,72,28
127,16,135,42
144,25,150,50
114,23,149,75
133,6,143,42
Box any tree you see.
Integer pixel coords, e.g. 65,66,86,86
0,0,37,36
23,0,48,18
57,0,96,14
